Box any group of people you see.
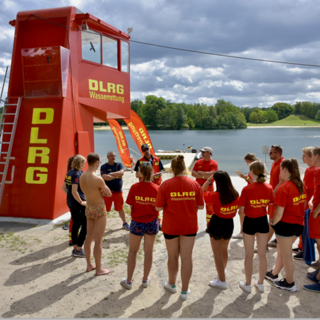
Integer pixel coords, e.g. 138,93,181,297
62,142,320,300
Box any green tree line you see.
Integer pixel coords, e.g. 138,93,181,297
94,97,320,129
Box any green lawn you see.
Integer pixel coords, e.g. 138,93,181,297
247,114,320,127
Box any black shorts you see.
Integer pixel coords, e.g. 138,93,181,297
163,233,197,240
271,220,304,238
206,214,234,240
243,215,269,235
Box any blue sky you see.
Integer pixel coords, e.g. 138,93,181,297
1,0,320,108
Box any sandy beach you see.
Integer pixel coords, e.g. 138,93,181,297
0,172,319,318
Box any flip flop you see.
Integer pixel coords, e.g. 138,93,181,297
95,269,112,276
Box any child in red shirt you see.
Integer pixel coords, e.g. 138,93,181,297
203,170,239,290
266,159,306,292
121,162,160,290
155,155,204,301
234,153,259,239
238,161,273,293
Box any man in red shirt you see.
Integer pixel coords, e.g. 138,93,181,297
304,146,320,292
267,145,285,248
192,146,218,226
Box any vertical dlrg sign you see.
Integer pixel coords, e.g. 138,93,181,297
25,108,54,184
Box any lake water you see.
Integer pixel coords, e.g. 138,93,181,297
94,128,320,175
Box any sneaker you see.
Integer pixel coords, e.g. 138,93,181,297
239,281,252,293
254,245,269,253
254,281,265,293
303,283,320,293
307,274,320,283
142,277,151,288
209,278,228,290
274,278,297,292
120,278,132,290
232,232,243,239
308,268,320,277
164,282,177,293
292,247,302,253
311,261,320,268
62,224,69,230
72,248,85,258
293,251,304,260
69,241,73,246
122,222,130,231
268,239,278,247
265,270,279,282
181,288,190,301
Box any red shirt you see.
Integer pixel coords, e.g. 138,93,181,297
274,180,306,225
239,182,274,218
204,192,239,219
193,158,218,186
247,172,253,184
155,176,204,235
304,166,316,203
126,182,159,223
270,157,284,189
312,166,320,213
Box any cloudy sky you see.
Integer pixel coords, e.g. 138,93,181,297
1,0,320,108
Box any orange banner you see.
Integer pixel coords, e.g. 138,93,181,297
124,110,155,156
108,119,132,168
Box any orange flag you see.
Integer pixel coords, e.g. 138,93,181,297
108,119,132,168
124,110,156,156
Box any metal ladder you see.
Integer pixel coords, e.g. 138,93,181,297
0,97,22,207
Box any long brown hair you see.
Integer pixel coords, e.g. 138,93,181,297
140,162,153,182
281,159,304,195
67,156,75,172
171,155,186,176
214,170,239,205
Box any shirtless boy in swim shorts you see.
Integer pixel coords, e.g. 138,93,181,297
80,152,112,276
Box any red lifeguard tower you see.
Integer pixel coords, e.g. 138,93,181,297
0,6,131,220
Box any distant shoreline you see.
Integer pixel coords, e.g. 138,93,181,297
94,125,319,131
247,126,320,128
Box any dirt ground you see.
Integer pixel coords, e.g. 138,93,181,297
0,172,319,318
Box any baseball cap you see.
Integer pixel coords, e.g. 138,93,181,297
141,144,149,151
200,147,212,154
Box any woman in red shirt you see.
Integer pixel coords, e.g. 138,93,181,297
238,161,273,293
234,153,258,239
266,159,306,292
203,171,239,290
121,163,160,290
155,155,204,301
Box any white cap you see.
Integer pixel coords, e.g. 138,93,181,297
200,147,212,155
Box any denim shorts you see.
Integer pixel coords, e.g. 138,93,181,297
130,217,159,236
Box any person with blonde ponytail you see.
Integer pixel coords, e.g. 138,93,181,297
121,162,160,290
266,159,306,292
238,161,274,293
155,155,204,301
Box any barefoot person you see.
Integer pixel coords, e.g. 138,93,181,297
62,155,87,257
155,155,204,301
233,153,258,239
80,153,112,275
203,170,239,290
101,151,130,231
266,159,306,292
238,161,273,293
120,162,160,290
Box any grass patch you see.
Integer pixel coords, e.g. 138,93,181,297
248,114,320,127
